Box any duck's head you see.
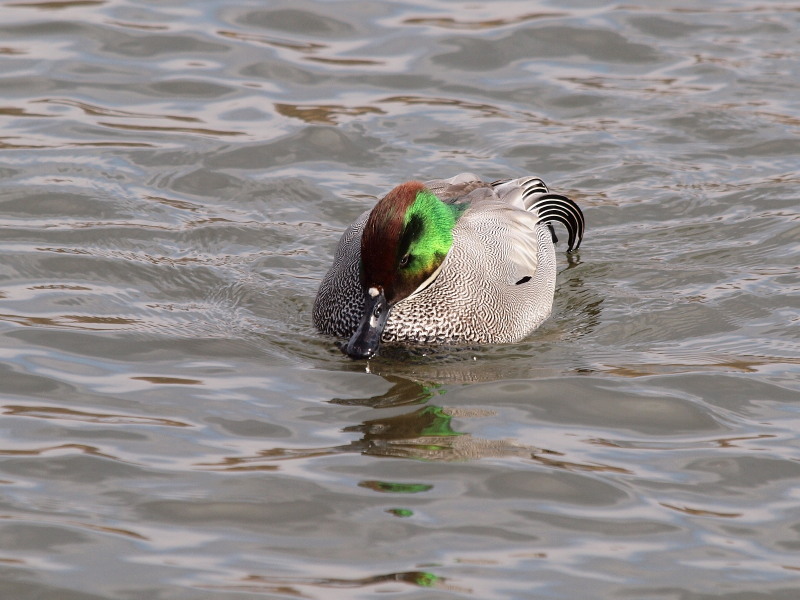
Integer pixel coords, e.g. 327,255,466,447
345,181,461,359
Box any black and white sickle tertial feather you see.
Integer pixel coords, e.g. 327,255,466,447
491,177,585,251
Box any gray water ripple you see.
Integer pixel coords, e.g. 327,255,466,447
1,0,800,598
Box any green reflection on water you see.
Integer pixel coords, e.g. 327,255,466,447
359,480,433,493
386,507,414,517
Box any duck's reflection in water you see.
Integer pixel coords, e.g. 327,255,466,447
331,379,624,472
340,403,539,461
329,375,538,461
198,375,604,469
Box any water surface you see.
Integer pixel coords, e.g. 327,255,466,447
1,0,799,598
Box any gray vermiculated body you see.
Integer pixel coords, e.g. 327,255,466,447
312,175,560,345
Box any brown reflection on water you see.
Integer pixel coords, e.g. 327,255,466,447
0,514,148,542
6,0,105,9
35,98,202,123
143,195,203,212
130,376,202,386
660,503,742,519
0,106,52,117
72,520,149,540
560,75,711,95
275,102,384,125
402,12,567,30
331,375,435,408
3,404,191,427
217,29,326,54
0,312,141,330
104,20,168,32
196,448,311,471
0,443,120,461
97,121,244,137
531,451,631,474
305,56,383,66
30,284,91,291
712,433,777,449
0,138,154,149
203,569,460,596
197,459,280,472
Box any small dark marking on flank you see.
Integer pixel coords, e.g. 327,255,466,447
515,276,531,285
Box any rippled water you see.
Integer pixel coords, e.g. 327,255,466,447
1,0,799,598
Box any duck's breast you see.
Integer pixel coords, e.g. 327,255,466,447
312,210,369,337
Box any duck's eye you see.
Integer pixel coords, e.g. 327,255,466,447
399,253,411,268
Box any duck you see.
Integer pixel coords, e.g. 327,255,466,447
313,172,584,359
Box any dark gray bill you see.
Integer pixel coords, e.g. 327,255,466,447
344,291,391,359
